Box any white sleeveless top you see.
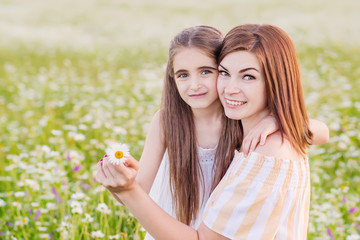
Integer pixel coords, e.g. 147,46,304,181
144,146,217,240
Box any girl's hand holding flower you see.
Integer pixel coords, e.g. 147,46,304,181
95,143,139,194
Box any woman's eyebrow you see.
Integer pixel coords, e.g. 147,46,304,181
218,64,228,71
239,67,259,73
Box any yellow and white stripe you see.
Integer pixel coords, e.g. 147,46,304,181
202,151,310,240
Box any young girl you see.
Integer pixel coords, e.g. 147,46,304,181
96,24,328,239
105,26,277,239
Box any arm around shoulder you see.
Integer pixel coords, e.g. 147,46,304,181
309,118,329,145
252,131,302,160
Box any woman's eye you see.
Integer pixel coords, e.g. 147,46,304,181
244,75,255,80
219,70,229,77
201,70,212,75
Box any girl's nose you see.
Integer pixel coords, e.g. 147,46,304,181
190,77,202,91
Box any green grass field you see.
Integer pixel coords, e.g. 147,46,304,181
1,0,359,239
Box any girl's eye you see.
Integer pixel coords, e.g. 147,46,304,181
244,75,255,80
219,70,229,77
178,73,188,78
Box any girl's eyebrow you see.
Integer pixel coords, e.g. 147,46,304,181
174,69,187,76
219,64,259,73
198,66,218,71
174,66,218,75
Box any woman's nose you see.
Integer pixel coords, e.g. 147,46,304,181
224,79,240,94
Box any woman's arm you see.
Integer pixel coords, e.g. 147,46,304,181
95,157,229,240
309,119,329,145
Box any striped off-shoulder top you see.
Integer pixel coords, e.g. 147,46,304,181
202,151,310,240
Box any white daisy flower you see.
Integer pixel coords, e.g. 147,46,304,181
105,142,130,165
91,230,105,238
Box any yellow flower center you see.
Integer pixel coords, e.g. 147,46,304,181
115,151,123,159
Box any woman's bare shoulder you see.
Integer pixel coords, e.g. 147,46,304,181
253,131,303,160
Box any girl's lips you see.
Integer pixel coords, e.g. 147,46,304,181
189,92,207,98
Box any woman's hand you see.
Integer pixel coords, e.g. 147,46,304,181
95,155,139,194
242,115,278,154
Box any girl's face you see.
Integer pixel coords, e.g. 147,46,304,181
217,51,268,125
173,48,220,110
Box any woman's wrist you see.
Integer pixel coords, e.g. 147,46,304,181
114,182,142,204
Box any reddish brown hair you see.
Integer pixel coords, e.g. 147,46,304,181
219,24,312,155
162,26,242,225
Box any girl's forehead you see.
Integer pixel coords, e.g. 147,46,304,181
173,48,216,69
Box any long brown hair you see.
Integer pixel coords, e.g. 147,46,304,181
219,24,312,155
161,26,242,225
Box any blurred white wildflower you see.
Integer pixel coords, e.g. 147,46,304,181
347,235,360,240
81,213,94,223
92,186,106,194
4,63,16,73
63,125,77,131
96,203,111,214
15,216,29,226
113,126,127,135
14,191,26,198
38,233,50,239
109,234,121,239
78,124,88,130
12,201,22,210
71,191,85,200
91,230,105,238
19,179,40,191
31,202,40,207
68,132,86,141
39,117,48,127
51,129,63,136
70,201,83,214
0,198,6,207
57,221,71,232
46,202,57,211
37,226,48,232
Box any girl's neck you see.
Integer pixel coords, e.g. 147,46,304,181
242,109,270,138
192,101,223,149
192,100,223,121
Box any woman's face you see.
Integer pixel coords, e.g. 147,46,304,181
173,47,220,110
217,51,268,124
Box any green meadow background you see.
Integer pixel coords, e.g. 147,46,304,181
0,0,359,239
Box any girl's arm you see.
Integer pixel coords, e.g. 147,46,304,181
242,115,277,154
242,117,329,154
309,119,329,145
136,110,166,193
96,157,229,240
